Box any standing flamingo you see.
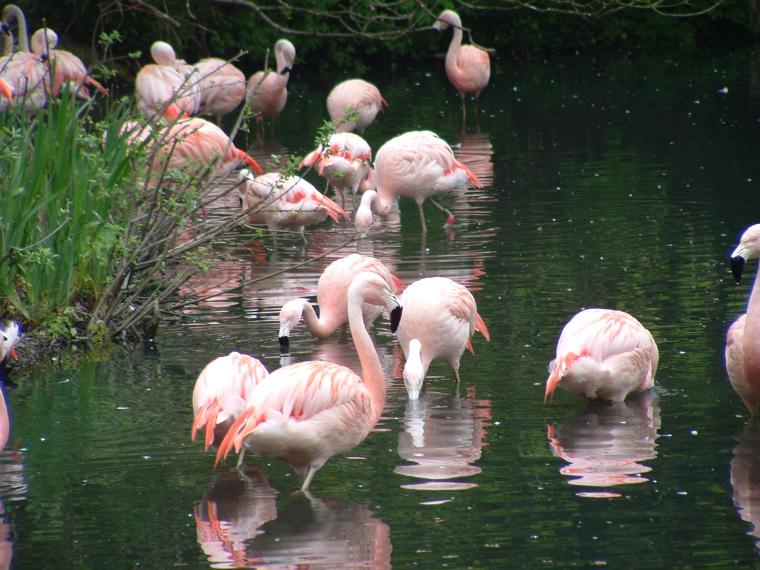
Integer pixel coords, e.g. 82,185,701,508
238,169,348,245
326,79,387,133
0,4,48,112
395,277,490,400
278,253,404,346
215,272,403,493
545,309,659,402
727,223,760,413
194,57,246,121
0,321,20,452
191,352,269,454
246,39,295,139
135,40,200,119
353,130,481,234
300,132,372,208
30,27,106,99
433,9,490,124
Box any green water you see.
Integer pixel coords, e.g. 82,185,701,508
5,48,760,568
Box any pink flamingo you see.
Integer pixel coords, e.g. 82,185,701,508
0,5,48,112
545,309,659,402
246,39,295,139
354,130,481,234
191,352,269,458
727,223,760,413
326,79,387,133
238,169,348,245
300,132,372,208
194,57,246,122
135,41,200,120
395,277,490,400
0,321,20,452
278,253,404,346
215,271,403,493
30,27,107,99
433,9,490,123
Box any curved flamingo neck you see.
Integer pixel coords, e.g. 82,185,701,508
299,299,341,338
5,5,29,52
445,26,463,68
744,264,760,379
347,285,386,427
273,49,291,86
2,31,12,56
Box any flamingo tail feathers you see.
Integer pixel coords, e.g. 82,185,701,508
475,312,491,341
457,160,482,188
318,194,350,221
214,407,261,467
86,76,108,95
239,151,264,174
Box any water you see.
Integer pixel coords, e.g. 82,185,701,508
6,48,760,568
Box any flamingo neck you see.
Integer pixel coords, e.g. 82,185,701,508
2,31,11,56
744,264,760,379
445,26,463,68
300,299,341,338
347,287,386,427
274,50,291,84
9,6,30,53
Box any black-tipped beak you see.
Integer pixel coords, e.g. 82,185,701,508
238,196,243,208
732,255,746,283
280,67,291,75
279,335,289,347
390,305,402,333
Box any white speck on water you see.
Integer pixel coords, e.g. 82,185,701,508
677,490,688,495
143,455,151,460
690,429,698,436
116,406,129,410
718,86,729,94
40,437,46,442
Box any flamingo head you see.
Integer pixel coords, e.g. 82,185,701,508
275,39,296,74
31,27,58,55
150,41,177,65
731,223,760,283
433,10,462,32
354,190,377,238
348,272,403,333
544,352,584,402
403,339,426,400
0,321,21,363
278,299,310,347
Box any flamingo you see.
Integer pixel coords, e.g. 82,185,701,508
194,57,246,121
135,40,200,120
215,271,403,493
326,79,386,133
545,309,659,402
238,169,348,245
395,277,490,400
353,130,481,234
278,253,404,346
0,5,48,112
246,39,295,138
300,132,372,208
433,9,490,124
29,27,107,99
0,321,21,452
727,223,760,413
191,352,269,456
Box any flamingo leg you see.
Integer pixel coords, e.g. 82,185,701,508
300,466,317,493
460,93,467,128
428,198,455,226
417,202,428,234
235,447,247,468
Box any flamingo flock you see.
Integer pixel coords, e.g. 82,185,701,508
2,4,757,505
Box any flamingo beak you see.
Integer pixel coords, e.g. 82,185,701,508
390,304,403,333
731,255,745,283
280,66,291,75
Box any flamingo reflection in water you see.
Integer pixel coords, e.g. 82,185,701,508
547,392,661,498
195,465,391,568
0,449,29,570
394,387,491,492
730,420,760,552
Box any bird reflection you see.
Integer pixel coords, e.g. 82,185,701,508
547,392,660,498
0,449,28,570
453,130,494,188
730,419,760,552
195,465,392,568
394,387,491,491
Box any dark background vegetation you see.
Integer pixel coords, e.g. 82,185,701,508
17,0,760,80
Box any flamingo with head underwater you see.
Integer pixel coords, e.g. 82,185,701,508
215,271,403,493
0,321,21,452
544,308,659,402
727,223,760,414
326,79,386,134
354,130,481,235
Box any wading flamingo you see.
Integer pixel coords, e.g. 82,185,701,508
0,321,21,452
354,130,481,234
727,223,760,413
30,27,106,99
191,352,269,457
545,309,659,402
300,132,372,208
246,39,295,139
326,79,386,133
278,253,404,346
238,169,348,245
194,57,246,121
0,5,48,112
433,9,490,124
215,271,403,493
135,41,200,119
395,277,490,400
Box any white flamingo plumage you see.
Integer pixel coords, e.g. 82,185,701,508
545,309,659,402
215,271,403,493
326,79,386,133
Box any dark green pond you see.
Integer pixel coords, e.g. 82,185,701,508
6,48,760,568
